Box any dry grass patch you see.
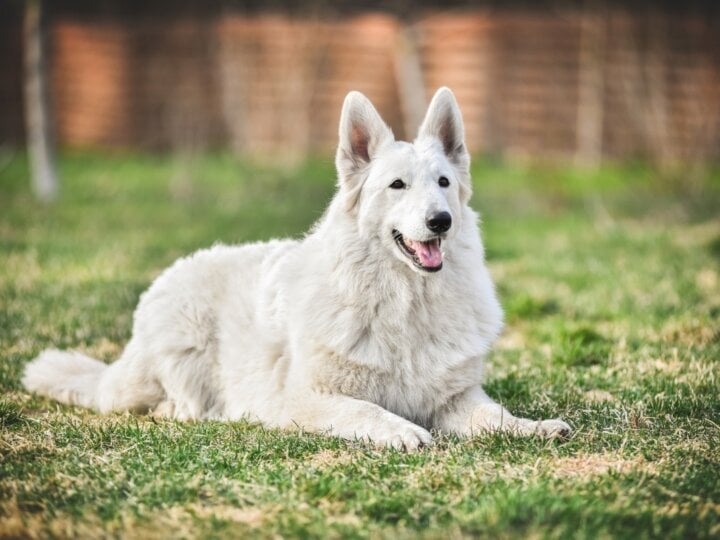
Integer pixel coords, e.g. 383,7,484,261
583,390,618,404
629,356,717,387
548,453,656,479
495,327,530,351
86,338,125,362
658,319,720,348
0,500,268,539
306,449,357,469
0,500,58,540
670,219,720,248
188,503,269,526
0,430,58,456
695,268,718,294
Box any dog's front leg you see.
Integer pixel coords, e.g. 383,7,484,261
282,391,432,451
435,385,571,439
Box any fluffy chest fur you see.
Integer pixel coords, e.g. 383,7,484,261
277,205,504,424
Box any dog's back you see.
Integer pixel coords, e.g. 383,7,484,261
23,240,295,418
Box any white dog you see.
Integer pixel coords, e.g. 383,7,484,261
23,88,571,450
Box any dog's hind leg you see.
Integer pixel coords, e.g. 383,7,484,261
93,340,221,419
147,346,224,420
151,399,223,421
150,399,177,419
94,342,166,414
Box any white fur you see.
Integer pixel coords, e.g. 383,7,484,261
23,88,571,449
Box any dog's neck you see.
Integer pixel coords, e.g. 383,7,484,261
300,195,501,385
310,195,464,318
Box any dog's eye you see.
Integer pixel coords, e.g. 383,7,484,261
389,179,406,189
438,176,450,188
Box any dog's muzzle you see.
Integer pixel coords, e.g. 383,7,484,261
392,230,444,272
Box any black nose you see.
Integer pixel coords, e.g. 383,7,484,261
426,211,452,233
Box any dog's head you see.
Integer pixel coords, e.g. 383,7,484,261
335,87,472,274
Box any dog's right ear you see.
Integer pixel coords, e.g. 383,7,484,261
336,91,394,211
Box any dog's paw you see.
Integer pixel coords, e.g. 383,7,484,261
525,418,572,439
364,421,433,451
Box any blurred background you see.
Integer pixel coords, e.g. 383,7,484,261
2,0,720,179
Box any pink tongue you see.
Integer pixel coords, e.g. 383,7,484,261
406,239,443,268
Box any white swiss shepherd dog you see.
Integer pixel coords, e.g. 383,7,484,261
23,88,571,450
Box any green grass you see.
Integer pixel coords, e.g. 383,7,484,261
1,149,719,538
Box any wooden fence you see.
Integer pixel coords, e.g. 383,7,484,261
2,8,719,162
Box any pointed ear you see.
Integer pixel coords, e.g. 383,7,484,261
417,87,469,167
417,87,471,202
335,91,394,210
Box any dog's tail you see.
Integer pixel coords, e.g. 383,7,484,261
22,349,108,410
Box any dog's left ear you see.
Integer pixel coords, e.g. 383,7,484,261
417,87,472,202
336,91,394,211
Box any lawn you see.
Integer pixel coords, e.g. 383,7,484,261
1,150,719,538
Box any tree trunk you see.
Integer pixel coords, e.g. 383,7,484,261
24,0,58,201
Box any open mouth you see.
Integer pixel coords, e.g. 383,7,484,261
392,230,443,272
